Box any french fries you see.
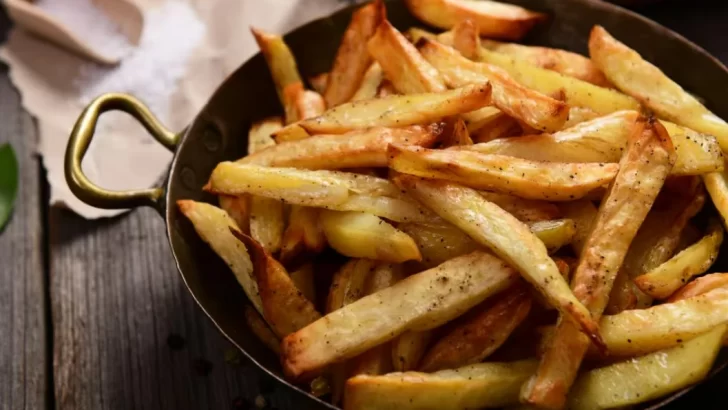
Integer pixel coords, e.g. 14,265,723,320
570,325,726,410
248,116,283,154
351,63,384,101
589,25,728,152
294,83,491,135
704,167,728,227
418,38,569,132
403,0,546,40
389,145,618,201
450,19,480,60
325,0,385,107
290,263,317,303
280,207,326,266
243,125,443,169
320,210,422,263
478,192,559,223
282,251,520,379
344,360,538,410
218,195,250,234
522,117,676,409
368,20,447,94
669,272,728,302
231,230,321,338
419,283,532,372
248,197,285,253
245,305,281,355
309,72,329,94
392,331,432,372
635,218,723,299
395,176,602,346
440,117,473,148
557,200,598,256
251,28,302,122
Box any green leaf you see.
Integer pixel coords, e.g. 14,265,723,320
0,143,19,230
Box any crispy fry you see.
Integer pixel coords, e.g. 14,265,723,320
704,167,728,228
478,192,560,222
290,263,317,304
440,117,473,148
297,83,491,135
248,116,283,154
480,39,611,87
450,19,480,60
279,207,326,266
177,200,262,314
325,0,385,107
244,305,281,355
668,272,728,302
351,63,384,101
468,111,723,176
244,125,443,169
320,210,422,263
289,87,326,122
522,117,676,409
420,283,532,372
404,0,546,40
529,219,577,254
561,107,600,129
206,163,435,223
218,195,250,234
469,111,520,143
392,331,432,372
272,124,311,143
377,80,397,97
395,176,601,346
418,39,568,132
248,197,285,253
569,325,726,410
368,20,447,94
281,251,520,380
635,219,723,299
309,72,329,94
389,145,618,201
589,25,728,152
230,229,321,338
251,27,302,107
557,200,597,256
476,48,640,115
344,360,538,410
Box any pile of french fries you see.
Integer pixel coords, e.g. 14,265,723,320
177,0,728,408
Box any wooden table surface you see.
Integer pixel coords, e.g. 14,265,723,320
1,1,728,409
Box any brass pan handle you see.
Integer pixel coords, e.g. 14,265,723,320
65,93,179,210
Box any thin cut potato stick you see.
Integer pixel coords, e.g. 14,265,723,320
589,25,728,152
480,39,611,87
344,360,538,410
205,163,435,223
248,197,285,253
231,230,321,338
243,125,443,169
404,0,546,40
558,200,598,256
368,20,447,94
419,283,532,372
388,144,618,201
296,83,491,135
392,330,432,372
478,191,560,223
279,207,326,266
247,116,283,154
251,27,302,107
281,251,520,380
244,305,281,355
450,19,480,60
351,63,384,101
561,107,601,129
467,111,723,176
635,219,723,299
288,87,326,123
395,176,603,347
522,117,676,409
272,124,311,143
320,210,422,263
218,195,250,234
668,272,728,302
418,39,568,132
177,200,262,314
476,47,640,115
440,117,473,148
324,0,385,107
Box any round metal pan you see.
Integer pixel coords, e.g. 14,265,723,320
63,0,728,408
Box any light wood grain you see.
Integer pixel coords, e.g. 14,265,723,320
0,66,48,409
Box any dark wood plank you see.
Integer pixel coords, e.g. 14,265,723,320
0,63,49,408
50,206,297,410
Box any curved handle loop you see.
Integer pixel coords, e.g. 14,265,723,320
64,93,179,210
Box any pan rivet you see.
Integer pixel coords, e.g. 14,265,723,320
180,166,197,189
202,126,222,152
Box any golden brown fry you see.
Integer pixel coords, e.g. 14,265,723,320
480,39,611,87
451,19,480,60
344,360,538,410
297,83,491,135
325,0,385,107
218,195,250,234
468,111,723,176
377,80,397,98
589,25,728,152
561,107,600,129
476,47,640,114
440,117,473,148
230,229,321,338
205,163,435,223
668,272,728,302
272,124,311,143
279,207,326,266
244,305,281,355
290,263,317,304
418,39,568,132
309,72,329,94
528,219,577,254
604,269,637,315
478,192,560,223
244,125,443,169
289,87,326,123
389,144,618,201
247,116,283,154
281,251,519,380
251,27,302,106
569,326,726,410
248,197,285,253
368,20,447,94
392,331,432,372
351,63,384,101
419,283,532,372
469,111,520,143
522,117,676,409
395,176,601,346
177,200,262,314
320,210,422,263
404,0,546,40
557,200,597,256
635,219,723,299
